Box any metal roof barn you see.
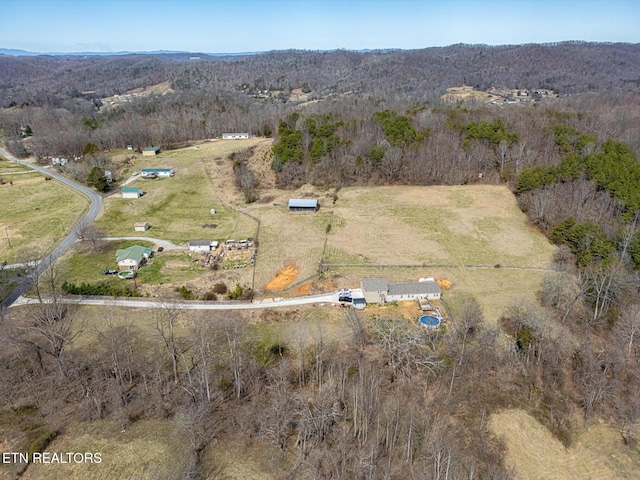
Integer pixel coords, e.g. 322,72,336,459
288,199,319,211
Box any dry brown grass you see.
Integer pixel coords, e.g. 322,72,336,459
0,170,88,263
15,420,182,480
489,409,640,480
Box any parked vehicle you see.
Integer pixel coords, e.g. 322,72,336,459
157,246,164,252
102,269,117,275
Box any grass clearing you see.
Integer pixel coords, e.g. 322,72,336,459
96,139,269,244
18,419,185,480
489,409,640,480
330,185,555,267
0,170,88,264
59,240,205,293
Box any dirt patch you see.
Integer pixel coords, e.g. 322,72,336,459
296,283,312,294
438,279,452,290
265,265,298,291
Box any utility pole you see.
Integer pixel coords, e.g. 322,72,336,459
4,227,10,248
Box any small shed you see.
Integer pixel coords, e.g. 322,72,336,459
122,187,143,199
142,146,161,156
134,222,149,232
288,199,319,212
353,298,367,310
189,239,215,253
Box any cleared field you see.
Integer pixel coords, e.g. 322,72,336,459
252,206,333,290
329,185,554,267
490,409,640,480
17,420,185,480
0,167,88,264
95,139,268,244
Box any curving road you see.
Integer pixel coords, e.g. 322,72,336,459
0,147,103,309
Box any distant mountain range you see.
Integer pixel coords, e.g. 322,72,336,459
0,48,265,57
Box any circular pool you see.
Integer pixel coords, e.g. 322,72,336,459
419,315,441,329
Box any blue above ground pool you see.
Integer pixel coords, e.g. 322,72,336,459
419,315,441,328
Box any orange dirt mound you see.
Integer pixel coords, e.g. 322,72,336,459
296,283,312,294
265,266,298,291
438,279,452,289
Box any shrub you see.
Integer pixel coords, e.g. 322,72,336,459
212,283,228,294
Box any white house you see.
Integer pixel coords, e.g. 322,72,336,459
141,168,174,178
222,133,250,140
122,187,143,199
360,277,441,305
189,239,218,253
115,245,152,271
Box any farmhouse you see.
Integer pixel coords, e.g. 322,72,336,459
122,187,143,199
222,133,249,140
360,278,389,304
288,199,319,212
115,245,152,271
360,277,441,305
189,239,218,253
142,146,161,156
141,168,174,178
387,280,441,302
134,222,149,232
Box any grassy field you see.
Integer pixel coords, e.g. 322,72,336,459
328,185,554,267
490,409,640,480
60,239,209,294
95,139,269,244
0,162,88,264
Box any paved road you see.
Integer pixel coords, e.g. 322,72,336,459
0,147,103,309
10,290,343,310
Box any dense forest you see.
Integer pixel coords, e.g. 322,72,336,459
2,42,640,479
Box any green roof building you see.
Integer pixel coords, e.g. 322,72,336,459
115,245,152,270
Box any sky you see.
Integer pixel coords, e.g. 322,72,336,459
2,0,639,54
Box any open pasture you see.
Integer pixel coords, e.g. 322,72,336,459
96,139,269,244
0,168,88,264
328,185,555,267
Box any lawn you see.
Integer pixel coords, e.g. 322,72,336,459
0,169,88,264
95,139,268,244
59,240,204,290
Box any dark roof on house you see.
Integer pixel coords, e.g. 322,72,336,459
288,198,318,208
388,281,441,296
143,146,160,152
361,278,389,293
141,168,172,172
